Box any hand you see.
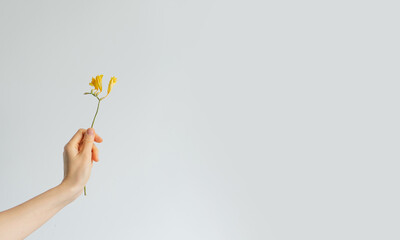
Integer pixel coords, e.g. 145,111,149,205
61,128,103,196
0,128,103,240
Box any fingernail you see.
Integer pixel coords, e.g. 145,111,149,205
87,128,94,136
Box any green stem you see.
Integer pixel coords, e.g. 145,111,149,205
91,99,101,128
84,99,101,196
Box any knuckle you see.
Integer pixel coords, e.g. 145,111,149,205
64,144,71,151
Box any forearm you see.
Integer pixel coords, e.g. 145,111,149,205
0,183,80,240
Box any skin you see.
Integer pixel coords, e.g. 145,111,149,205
0,128,103,240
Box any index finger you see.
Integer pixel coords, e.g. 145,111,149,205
67,128,103,149
67,128,86,148
94,133,103,143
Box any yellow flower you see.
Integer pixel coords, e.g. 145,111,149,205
89,75,103,93
106,76,117,96
83,74,117,196
86,75,117,100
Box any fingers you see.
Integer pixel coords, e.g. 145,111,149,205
94,134,103,143
65,128,103,152
92,144,99,162
66,129,86,150
80,128,95,157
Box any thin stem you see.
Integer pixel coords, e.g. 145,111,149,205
91,100,101,128
84,99,101,196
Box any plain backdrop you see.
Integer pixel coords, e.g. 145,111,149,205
0,0,399,239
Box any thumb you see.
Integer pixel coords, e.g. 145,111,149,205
81,128,95,156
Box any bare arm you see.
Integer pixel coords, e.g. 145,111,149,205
0,128,103,240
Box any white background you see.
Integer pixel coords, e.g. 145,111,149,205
0,0,399,239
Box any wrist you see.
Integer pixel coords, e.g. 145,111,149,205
58,181,82,202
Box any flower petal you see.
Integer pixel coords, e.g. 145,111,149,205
107,76,117,95
96,75,104,92
89,77,98,90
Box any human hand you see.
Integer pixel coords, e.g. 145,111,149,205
61,128,103,196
